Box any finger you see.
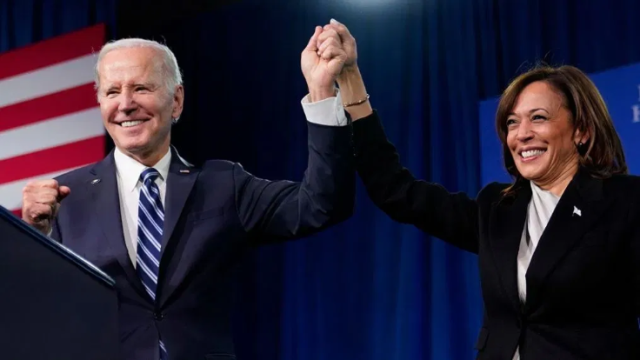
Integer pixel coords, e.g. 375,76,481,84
317,28,339,44
329,18,353,40
58,186,71,200
23,187,59,197
318,37,341,55
320,46,344,61
24,179,59,192
33,193,59,205
305,26,323,51
38,179,59,189
26,203,53,222
24,186,59,199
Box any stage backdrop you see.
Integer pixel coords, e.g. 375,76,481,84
3,1,640,360
480,63,640,185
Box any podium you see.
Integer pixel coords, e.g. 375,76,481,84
0,206,119,360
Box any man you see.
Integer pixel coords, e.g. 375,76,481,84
22,24,352,360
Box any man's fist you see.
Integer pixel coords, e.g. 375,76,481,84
22,179,70,235
301,25,347,101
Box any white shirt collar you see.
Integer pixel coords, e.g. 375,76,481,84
114,147,172,192
530,181,560,201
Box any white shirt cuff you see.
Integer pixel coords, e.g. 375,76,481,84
300,90,348,127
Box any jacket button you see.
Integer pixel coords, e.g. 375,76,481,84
153,312,164,321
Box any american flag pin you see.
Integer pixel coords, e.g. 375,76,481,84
91,179,101,185
573,206,581,217
180,169,190,174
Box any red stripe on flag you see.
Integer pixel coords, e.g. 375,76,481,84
0,136,105,185
0,83,98,132
0,23,105,81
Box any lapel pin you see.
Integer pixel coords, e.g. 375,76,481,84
573,206,582,217
91,179,101,185
180,169,190,174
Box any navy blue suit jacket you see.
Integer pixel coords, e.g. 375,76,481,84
51,121,354,360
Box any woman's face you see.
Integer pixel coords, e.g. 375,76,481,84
506,81,584,185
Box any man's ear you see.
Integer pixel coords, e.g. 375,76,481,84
171,85,184,120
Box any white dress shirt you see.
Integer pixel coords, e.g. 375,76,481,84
512,182,559,360
113,91,348,266
114,147,171,266
300,91,349,126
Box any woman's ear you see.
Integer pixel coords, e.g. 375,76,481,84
574,127,590,146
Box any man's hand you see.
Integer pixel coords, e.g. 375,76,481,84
301,25,347,102
22,180,70,235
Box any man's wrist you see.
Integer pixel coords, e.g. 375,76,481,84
307,85,337,103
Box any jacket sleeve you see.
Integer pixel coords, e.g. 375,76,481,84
353,110,481,253
235,120,355,244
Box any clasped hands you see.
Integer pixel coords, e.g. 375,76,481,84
301,19,359,102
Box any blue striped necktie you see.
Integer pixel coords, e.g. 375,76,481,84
136,167,168,360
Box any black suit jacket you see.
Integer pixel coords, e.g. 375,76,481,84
51,121,355,360
353,111,640,360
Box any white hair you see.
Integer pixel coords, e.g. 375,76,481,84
94,38,183,96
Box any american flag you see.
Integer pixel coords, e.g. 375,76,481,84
0,24,106,218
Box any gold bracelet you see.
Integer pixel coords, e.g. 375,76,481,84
344,94,370,108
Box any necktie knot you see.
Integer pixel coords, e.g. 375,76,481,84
141,168,161,184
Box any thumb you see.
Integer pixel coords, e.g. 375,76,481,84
305,26,322,51
58,186,71,200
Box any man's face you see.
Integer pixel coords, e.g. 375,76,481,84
97,46,183,159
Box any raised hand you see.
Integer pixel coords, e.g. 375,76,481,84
301,25,347,102
321,20,372,120
323,19,357,71
22,179,70,235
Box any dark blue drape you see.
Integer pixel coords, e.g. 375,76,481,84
166,2,640,359
4,0,640,359
0,0,116,51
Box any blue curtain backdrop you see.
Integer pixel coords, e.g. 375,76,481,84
0,0,116,50
3,0,640,359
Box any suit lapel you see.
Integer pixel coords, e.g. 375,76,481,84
524,169,611,310
489,182,531,312
156,148,199,305
88,152,147,298
160,148,198,259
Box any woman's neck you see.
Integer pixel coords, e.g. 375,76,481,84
533,163,578,197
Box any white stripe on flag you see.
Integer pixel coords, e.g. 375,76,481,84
0,165,90,210
0,107,103,161
0,54,97,108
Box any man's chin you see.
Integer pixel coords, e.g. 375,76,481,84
117,142,152,155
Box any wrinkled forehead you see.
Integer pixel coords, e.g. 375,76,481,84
98,48,163,87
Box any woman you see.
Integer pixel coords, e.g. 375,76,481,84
327,22,640,360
